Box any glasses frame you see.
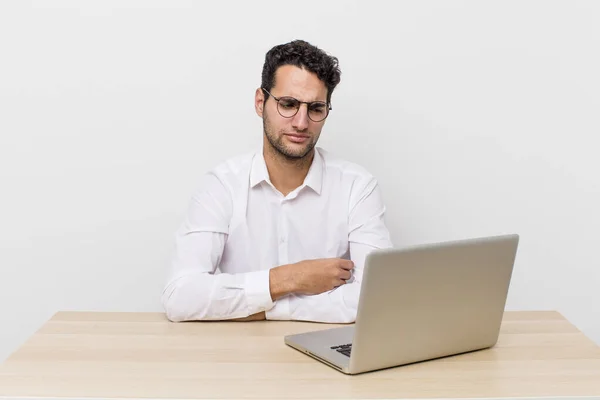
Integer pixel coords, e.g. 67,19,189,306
262,88,332,122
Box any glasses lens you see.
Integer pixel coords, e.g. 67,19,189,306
308,102,329,122
277,97,300,118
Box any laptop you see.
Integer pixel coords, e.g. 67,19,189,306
284,234,520,374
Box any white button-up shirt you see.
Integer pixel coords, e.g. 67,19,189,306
161,147,393,323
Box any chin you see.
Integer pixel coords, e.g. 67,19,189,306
284,146,314,159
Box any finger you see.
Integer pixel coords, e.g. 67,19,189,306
341,270,352,281
339,260,355,270
336,269,351,281
333,278,346,288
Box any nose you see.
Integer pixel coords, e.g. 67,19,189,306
291,104,309,131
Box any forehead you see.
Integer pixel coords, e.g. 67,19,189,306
272,65,327,102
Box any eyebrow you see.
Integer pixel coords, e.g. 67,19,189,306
264,88,328,104
280,95,327,103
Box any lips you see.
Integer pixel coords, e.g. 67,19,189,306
284,133,309,139
284,133,309,144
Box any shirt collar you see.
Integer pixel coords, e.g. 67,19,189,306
250,149,324,195
250,150,271,188
303,149,323,195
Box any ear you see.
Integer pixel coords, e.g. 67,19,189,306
255,88,265,118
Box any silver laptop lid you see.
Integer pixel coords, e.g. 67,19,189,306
348,234,519,374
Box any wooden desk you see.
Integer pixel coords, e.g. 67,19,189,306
1,311,599,400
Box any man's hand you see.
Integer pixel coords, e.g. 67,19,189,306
230,311,266,321
269,258,354,300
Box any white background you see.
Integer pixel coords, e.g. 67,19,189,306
1,0,599,362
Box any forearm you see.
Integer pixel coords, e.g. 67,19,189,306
295,282,360,323
268,264,298,300
267,283,360,323
267,242,390,323
162,269,274,322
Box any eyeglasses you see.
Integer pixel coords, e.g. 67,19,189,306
262,88,331,122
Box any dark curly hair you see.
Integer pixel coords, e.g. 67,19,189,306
261,40,341,104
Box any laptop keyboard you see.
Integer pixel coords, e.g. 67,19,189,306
330,343,352,357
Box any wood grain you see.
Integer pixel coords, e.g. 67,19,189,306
1,311,599,399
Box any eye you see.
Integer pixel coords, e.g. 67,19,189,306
279,98,299,110
309,103,326,114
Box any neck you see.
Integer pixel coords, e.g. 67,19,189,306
263,144,314,197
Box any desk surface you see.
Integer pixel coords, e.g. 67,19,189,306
1,311,599,400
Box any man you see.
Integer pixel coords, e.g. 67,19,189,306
162,40,392,323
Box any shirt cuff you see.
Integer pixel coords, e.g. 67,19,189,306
265,295,291,320
244,269,275,313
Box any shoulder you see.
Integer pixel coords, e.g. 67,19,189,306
203,151,255,186
318,147,377,187
192,152,254,199
209,152,255,182
317,148,384,212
